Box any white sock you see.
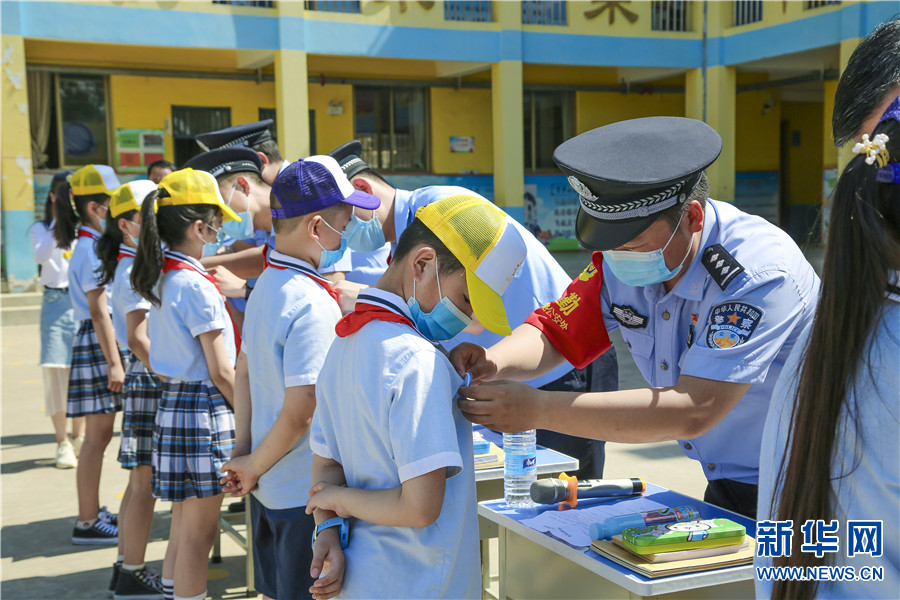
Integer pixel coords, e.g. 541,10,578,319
174,591,206,600
117,554,125,563
162,578,175,600
76,518,97,529
122,562,144,572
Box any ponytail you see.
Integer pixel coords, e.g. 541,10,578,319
54,191,108,249
773,117,900,600
95,209,136,287
131,192,218,306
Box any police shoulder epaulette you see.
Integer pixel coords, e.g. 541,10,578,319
702,244,744,291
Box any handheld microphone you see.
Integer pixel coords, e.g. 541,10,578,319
529,474,645,509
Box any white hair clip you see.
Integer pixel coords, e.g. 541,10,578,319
852,133,890,167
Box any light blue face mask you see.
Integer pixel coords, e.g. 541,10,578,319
344,208,386,252
407,258,472,341
312,217,348,270
201,224,226,258
603,209,693,287
98,218,107,232
221,183,254,241
127,221,140,247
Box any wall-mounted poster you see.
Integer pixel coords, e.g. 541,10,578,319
116,128,166,173
449,136,475,153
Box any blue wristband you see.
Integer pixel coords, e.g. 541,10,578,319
311,517,349,549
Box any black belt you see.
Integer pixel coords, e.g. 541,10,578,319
44,286,69,292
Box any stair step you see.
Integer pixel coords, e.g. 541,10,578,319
0,305,41,327
1,292,44,308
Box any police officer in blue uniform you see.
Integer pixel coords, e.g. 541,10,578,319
452,117,821,517
195,119,291,185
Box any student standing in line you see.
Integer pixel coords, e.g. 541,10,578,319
96,179,166,600
219,156,380,600
131,168,239,600
55,164,124,546
306,194,527,599
30,169,85,468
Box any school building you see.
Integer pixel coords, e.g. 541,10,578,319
1,0,895,290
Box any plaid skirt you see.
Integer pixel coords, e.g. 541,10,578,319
118,356,163,469
152,379,235,502
67,320,123,417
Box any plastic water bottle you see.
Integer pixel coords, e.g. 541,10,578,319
503,429,537,508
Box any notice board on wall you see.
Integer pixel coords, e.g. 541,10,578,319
116,129,166,173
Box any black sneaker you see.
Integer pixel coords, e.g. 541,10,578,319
71,519,118,545
108,562,122,595
99,505,118,526
113,567,164,600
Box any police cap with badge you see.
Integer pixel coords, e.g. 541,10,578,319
329,140,371,179
181,146,262,178
554,116,722,251
195,119,275,152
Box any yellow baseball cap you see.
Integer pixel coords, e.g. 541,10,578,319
156,168,241,222
109,180,158,219
416,195,527,335
68,164,121,196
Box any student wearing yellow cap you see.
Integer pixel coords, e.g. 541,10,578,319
131,169,240,600
96,179,165,599
305,195,527,599
54,164,125,547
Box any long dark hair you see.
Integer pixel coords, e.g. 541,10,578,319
40,171,73,227
773,117,900,599
131,190,219,306
95,209,137,287
54,190,108,249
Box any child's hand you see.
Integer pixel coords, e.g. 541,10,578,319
309,528,346,600
306,482,351,518
107,362,126,393
219,455,259,497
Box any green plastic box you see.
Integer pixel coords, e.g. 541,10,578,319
621,518,746,555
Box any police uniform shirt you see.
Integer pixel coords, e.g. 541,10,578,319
109,247,150,348
319,244,392,287
148,251,236,381
394,186,577,388
755,284,900,597
309,287,480,599
531,200,820,484
241,251,341,509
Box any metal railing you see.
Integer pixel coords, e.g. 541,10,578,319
304,0,361,13
522,0,567,26
651,0,690,31
733,0,763,26
804,0,841,8
444,1,493,22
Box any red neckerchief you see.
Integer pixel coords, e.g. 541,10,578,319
266,253,340,305
162,254,242,355
117,246,137,262
335,297,416,338
78,228,99,241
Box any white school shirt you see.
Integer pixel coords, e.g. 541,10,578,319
309,287,480,599
148,251,235,381
755,284,900,599
109,246,150,348
393,186,577,388
67,226,108,322
242,251,341,509
598,199,820,484
30,219,71,289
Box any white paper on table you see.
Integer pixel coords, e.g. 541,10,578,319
520,497,669,549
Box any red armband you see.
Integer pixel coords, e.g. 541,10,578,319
524,252,611,369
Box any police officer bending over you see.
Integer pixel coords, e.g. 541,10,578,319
452,117,820,518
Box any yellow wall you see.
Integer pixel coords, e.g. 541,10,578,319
109,75,275,163
430,87,493,174
307,82,355,156
782,101,824,206
576,91,684,133
735,89,781,172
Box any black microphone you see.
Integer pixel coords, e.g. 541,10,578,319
530,477,645,506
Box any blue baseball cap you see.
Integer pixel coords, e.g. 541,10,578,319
271,155,381,219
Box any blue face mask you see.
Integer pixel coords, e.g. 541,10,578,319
201,224,226,258
98,218,107,232
312,217,348,270
344,209,386,252
221,183,255,241
127,221,140,247
603,209,693,287
407,258,472,341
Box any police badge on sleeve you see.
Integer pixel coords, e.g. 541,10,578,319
705,302,763,349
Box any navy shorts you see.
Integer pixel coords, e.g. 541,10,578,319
249,495,317,600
